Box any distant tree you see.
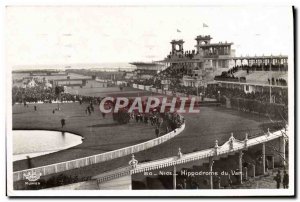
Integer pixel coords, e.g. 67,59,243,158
55,86,64,99
55,86,64,110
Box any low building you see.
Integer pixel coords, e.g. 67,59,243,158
129,62,166,80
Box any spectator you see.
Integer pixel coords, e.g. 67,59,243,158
274,170,282,189
61,119,66,128
283,171,289,189
26,156,33,169
155,127,159,137
87,106,91,116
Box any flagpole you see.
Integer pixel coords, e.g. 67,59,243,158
176,29,181,40
203,23,209,35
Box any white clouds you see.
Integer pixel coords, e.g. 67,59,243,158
6,6,293,68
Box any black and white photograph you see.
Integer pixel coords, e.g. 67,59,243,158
4,3,295,197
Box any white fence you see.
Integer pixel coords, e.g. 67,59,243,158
166,91,173,96
151,88,157,93
95,128,287,184
138,85,145,90
13,120,186,182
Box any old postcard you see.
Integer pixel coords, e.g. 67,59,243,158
6,4,295,197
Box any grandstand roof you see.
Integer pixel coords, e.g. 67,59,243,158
231,55,288,60
161,58,203,63
160,57,232,63
195,42,233,47
130,62,164,66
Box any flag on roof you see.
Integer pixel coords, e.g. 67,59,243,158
177,29,181,33
203,23,209,28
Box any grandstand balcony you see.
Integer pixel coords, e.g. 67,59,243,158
236,65,287,72
203,54,219,58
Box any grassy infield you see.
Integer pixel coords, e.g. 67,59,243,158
12,86,270,188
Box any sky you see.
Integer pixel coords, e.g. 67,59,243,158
6,6,293,69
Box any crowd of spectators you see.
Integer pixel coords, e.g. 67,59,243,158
12,86,78,104
104,97,184,134
268,78,287,86
214,72,240,82
167,50,197,60
127,111,183,137
12,84,103,105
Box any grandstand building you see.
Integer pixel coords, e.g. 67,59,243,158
52,78,88,87
160,35,235,88
141,34,289,101
129,62,166,80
